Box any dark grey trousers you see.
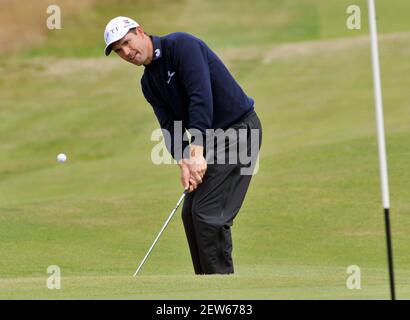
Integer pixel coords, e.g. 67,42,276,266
181,111,262,274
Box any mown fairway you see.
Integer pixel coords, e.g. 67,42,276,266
1,0,410,299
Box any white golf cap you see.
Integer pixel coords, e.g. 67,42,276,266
104,16,139,56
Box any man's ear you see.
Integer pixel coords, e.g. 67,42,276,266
136,26,145,37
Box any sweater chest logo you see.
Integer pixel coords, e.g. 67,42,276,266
167,71,176,84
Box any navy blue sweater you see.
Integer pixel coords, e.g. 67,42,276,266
141,32,254,160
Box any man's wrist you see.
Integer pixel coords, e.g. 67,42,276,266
178,158,188,168
190,144,204,158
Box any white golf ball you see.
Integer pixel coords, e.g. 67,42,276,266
57,153,67,163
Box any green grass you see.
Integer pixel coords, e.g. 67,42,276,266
1,0,410,299
15,0,410,58
2,266,410,299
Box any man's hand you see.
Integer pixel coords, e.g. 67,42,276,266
178,145,207,193
178,159,191,191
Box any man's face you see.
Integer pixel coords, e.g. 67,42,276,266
112,27,151,66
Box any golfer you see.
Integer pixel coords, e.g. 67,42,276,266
104,17,262,274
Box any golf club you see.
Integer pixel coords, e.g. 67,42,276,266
133,189,189,276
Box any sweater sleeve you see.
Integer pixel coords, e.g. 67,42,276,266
173,36,213,146
141,76,189,161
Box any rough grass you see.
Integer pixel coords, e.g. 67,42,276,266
2,0,410,58
0,0,94,53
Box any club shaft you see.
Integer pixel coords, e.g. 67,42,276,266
133,190,188,276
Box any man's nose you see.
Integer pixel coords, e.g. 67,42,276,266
122,46,131,56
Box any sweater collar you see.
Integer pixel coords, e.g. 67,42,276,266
151,35,162,61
